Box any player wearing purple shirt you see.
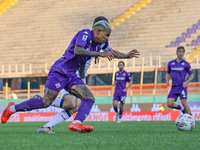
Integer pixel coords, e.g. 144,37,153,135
113,61,132,123
2,19,140,133
166,46,193,115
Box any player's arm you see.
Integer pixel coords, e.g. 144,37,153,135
79,64,85,79
123,81,132,92
183,74,194,88
111,49,140,59
74,46,116,61
165,73,171,87
113,81,116,86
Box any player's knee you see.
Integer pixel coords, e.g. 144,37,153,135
167,101,173,108
64,102,75,110
42,98,52,107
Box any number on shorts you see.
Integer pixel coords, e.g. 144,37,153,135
181,90,186,98
121,96,126,103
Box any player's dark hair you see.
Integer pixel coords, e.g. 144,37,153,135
177,46,185,52
118,61,125,66
93,16,108,25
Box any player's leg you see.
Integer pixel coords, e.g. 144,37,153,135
180,87,191,115
167,98,185,112
1,87,58,124
68,84,95,133
180,99,191,115
38,95,82,134
113,100,119,121
117,96,126,123
117,102,124,123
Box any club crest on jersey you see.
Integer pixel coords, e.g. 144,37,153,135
123,73,126,76
181,62,185,66
55,83,61,88
172,62,175,65
82,35,88,41
83,31,88,34
116,73,118,75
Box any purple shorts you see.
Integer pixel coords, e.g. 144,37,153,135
45,70,84,92
113,93,126,104
167,85,187,100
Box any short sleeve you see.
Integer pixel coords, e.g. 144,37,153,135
167,62,171,73
186,63,193,75
126,73,132,82
101,41,112,52
75,30,90,48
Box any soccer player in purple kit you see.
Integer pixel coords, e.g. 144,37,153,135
166,46,193,116
1,19,140,133
113,61,132,123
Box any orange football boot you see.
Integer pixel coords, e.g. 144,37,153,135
69,122,94,133
1,102,15,124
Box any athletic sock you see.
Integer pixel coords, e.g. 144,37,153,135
177,104,184,111
72,99,94,123
15,97,45,112
119,110,123,118
114,107,118,113
44,110,73,128
51,97,65,108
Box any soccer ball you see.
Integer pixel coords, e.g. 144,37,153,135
175,114,195,131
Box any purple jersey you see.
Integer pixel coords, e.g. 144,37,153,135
167,59,193,86
53,29,101,75
114,70,132,96
45,29,101,92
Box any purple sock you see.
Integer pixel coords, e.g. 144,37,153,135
119,110,123,118
74,99,94,122
114,107,118,113
177,105,182,110
15,97,45,112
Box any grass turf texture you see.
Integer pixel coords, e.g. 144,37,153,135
0,121,199,150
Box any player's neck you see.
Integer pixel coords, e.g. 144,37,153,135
119,70,124,73
176,58,183,63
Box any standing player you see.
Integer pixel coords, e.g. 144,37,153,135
166,46,193,115
113,61,132,123
1,19,140,133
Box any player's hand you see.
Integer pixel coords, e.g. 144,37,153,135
166,81,170,87
95,56,100,64
183,82,187,88
99,51,116,61
126,49,140,59
123,88,128,92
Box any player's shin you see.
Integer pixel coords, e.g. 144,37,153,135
73,99,94,123
44,110,73,128
14,97,45,112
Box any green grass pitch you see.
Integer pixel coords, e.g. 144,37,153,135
0,121,199,150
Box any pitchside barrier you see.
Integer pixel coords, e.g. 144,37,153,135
1,110,200,122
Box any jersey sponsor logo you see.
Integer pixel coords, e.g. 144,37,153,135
82,35,88,41
116,77,125,80
171,67,184,71
55,83,61,88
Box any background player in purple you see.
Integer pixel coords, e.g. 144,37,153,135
166,46,193,115
113,61,132,123
1,19,140,133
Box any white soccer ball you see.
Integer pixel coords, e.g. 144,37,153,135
175,114,195,131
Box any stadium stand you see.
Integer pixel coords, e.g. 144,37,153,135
0,0,200,98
